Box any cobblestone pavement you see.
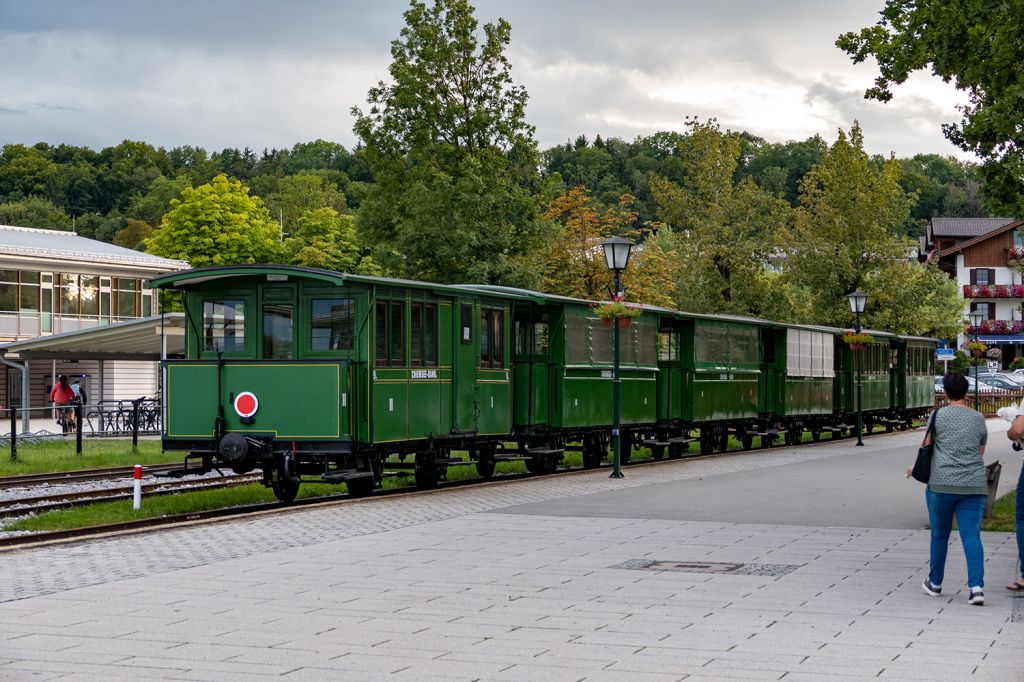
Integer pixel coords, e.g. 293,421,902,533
0,429,1021,680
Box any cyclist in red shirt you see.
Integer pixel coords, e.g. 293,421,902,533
50,375,76,433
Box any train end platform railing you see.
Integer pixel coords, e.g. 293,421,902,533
0,398,161,460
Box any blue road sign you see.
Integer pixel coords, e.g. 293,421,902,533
936,348,955,359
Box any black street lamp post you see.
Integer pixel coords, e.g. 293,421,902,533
600,236,634,479
847,291,867,447
968,310,984,410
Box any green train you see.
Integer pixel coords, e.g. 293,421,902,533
151,265,937,501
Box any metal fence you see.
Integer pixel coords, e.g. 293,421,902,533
0,398,161,459
934,390,1022,416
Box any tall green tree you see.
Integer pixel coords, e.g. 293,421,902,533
264,173,348,236
146,174,280,266
281,208,379,274
786,123,916,327
651,119,794,319
837,1,1024,215
352,0,542,284
0,196,71,230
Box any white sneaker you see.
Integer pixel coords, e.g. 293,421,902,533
968,587,984,605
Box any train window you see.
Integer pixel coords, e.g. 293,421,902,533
203,300,245,352
375,301,388,366
658,331,675,361
479,307,504,368
592,321,613,363
389,301,404,366
374,300,405,367
566,317,589,363
637,323,657,365
460,304,472,344
310,298,354,351
534,320,549,354
263,303,293,359
410,302,437,367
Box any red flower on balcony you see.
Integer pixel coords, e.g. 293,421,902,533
969,319,1024,335
995,284,1009,297
977,285,992,297
1013,285,1024,297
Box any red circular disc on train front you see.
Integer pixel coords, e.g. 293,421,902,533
234,391,259,418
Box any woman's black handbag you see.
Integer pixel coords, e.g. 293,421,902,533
911,409,939,483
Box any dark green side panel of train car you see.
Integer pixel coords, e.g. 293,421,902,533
686,320,760,422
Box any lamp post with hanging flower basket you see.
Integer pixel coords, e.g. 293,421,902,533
967,310,986,410
600,236,635,479
846,291,868,446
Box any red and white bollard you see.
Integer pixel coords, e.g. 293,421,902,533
133,464,142,510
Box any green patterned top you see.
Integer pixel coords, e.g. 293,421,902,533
928,405,988,495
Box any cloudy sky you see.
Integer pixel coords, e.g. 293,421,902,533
0,0,969,158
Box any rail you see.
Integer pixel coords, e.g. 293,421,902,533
934,390,1022,416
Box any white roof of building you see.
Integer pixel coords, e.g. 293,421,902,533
0,224,188,272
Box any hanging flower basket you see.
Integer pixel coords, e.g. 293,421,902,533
618,316,632,329
964,340,988,357
842,331,874,350
591,296,642,322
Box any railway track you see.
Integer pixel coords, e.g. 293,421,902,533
0,424,918,550
0,463,190,489
0,473,260,517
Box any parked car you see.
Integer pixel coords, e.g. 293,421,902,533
978,375,1023,391
964,376,997,393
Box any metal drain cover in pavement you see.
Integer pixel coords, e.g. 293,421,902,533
611,559,800,578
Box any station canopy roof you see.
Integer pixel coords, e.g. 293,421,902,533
0,313,184,361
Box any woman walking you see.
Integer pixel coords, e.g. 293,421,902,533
907,372,988,605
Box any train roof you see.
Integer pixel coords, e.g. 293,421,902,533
151,266,938,345
151,264,479,294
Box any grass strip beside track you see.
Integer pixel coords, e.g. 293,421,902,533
0,439,171,476
981,491,1017,533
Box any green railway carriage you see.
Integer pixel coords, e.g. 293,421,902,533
153,265,516,499
462,285,659,470
892,335,939,424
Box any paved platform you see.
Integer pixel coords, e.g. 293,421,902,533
0,424,1021,680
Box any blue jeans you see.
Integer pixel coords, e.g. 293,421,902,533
926,489,986,588
1016,465,1024,580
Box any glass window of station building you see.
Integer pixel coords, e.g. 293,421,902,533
0,270,156,338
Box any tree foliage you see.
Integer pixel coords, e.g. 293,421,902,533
652,119,793,319
352,0,543,284
837,1,1024,214
146,175,280,266
281,208,379,274
264,173,348,236
863,261,964,338
786,123,917,328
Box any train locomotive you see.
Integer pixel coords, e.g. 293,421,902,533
152,265,937,502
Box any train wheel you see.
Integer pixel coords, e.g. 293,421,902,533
650,445,665,461
668,443,685,459
811,429,821,442
347,475,374,498
740,432,754,450
475,445,496,480
271,459,300,503
414,452,439,489
718,428,729,453
785,425,799,446
582,434,604,469
699,430,714,455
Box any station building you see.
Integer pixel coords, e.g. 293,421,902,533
0,224,187,416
